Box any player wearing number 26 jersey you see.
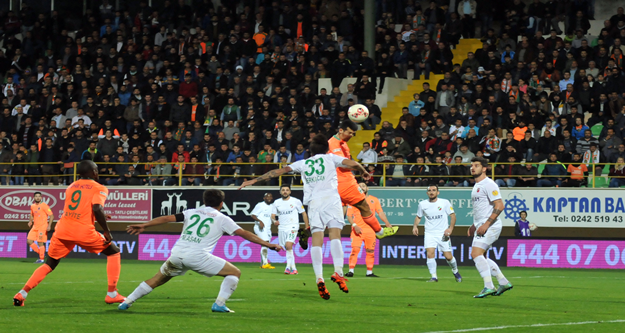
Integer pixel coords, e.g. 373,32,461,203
14,161,124,307
119,189,282,313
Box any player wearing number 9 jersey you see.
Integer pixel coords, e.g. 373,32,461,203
119,189,282,313
14,160,125,307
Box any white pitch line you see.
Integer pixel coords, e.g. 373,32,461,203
421,319,625,333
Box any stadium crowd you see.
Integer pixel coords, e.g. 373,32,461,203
0,0,624,188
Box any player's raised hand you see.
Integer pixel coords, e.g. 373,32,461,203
269,244,283,252
126,224,146,235
238,179,257,190
412,225,419,236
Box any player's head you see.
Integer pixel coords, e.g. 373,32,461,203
310,133,329,156
426,185,439,200
470,156,488,178
77,160,99,180
520,210,527,219
358,182,368,195
203,189,225,209
337,120,358,142
280,185,291,199
33,192,42,203
263,192,273,204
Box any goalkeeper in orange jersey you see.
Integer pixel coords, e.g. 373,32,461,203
345,182,392,277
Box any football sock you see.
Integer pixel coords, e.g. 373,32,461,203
260,247,268,266
365,250,375,271
29,243,39,253
348,245,360,269
330,239,344,277
311,246,323,281
487,258,509,285
362,213,382,233
286,250,295,270
107,253,121,293
426,258,437,278
23,264,53,293
367,270,373,275
447,257,459,274
349,268,354,273
215,276,239,307
125,281,153,304
38,244,45,260
474,255,495,289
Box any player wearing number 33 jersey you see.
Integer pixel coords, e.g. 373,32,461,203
119,189,282,313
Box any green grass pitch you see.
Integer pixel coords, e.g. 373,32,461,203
1,258,624,332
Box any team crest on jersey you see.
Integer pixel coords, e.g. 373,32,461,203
438,206,442,210
492,190,499,196
477,189,480,192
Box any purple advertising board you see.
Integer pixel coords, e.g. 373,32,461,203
0,232,27,258
138,233,379,265
508,239,625,269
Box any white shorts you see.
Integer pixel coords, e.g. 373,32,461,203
424,231,452,252
160,252,226,278
254,224,272,242
278,226,299,247
472,222,502,250
308,198,345,233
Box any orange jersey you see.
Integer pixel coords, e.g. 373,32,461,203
30,202,52,229
347,195,383,229
53,179,109,240
328,135,355,180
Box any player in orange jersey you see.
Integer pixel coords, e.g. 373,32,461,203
328,120,397,238
27,192,54,263
13,160,125,307
345,183,390,277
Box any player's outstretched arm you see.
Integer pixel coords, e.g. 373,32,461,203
238,166,294,189
234,229,283,252
127,215,179,235
340,159,371,180
94,204,113,243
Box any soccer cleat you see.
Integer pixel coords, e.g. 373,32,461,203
317,279,330,300
376,226,399,239
118,302,132,310
330,273,349,293
284,268,291,275
34,259,45,264
345,272,354,277
473,288,497,298
297,228,311,250
366,273,380,277
454,272,463,282
426,277,439,282
290,269,298,275
13,293,25,307
260,264,275,269
211,303,235,313
493,283,513,296
105,291,127,304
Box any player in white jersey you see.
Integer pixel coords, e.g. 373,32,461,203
240,134,371,300
271,185,309,275
251,192,275,269
413,185,462,282
118,189,282,312
469,157,513,298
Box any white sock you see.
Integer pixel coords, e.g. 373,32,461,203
375,229,384,236
447,257,459,274
311,246,323,281
366,270,373,275
107,291,118,298
19,290,28,298
349,268,354,273
330,239,344,277
474,255,495,289
487,258,509,285
260,247,268,266
426,258,437,278
286,250,295,270
125,281,153,304
215,275,239,307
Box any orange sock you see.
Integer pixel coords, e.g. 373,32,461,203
23,264,53,292
38,244,46,260
349,245,360,269
362,214,382,233
107,253,121,292
29,243,39,253
365,250,375,271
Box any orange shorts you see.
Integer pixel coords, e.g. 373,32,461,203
48,231,111,259
338,177,366,206
27,229,47,243
351,228,376,250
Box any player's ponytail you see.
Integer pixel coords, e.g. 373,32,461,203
310,134,329,156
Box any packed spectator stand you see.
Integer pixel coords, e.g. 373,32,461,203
0,0,624,188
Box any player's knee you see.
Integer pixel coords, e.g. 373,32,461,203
230,267,242,278
365,248,375,254
46,257,60,270
351,246,361,254
102,243,120,256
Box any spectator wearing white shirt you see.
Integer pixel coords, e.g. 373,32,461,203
541,119,557,137
11,100,30,116
51,107,67,129
357,142,378,166
72,109,92,128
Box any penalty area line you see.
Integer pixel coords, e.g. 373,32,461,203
421,319,625,333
